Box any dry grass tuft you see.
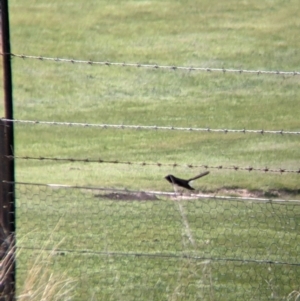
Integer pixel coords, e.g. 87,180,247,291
287,290,300,301
17,246,76,301
16,226,77,301
1,226,77,301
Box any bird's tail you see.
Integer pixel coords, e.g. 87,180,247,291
188,171,210,182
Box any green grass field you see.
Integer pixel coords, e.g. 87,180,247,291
15,184,300,300
4,0,300,193
1,0,300,299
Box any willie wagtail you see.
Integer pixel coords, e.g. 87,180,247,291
165,171,210,191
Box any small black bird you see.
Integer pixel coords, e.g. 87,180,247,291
165,171,210,191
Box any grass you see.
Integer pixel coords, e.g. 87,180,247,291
14,184,300,300
0,0,299,299
7,44,300,193
2,0,299,193
16,241,76,301
0,232,76,300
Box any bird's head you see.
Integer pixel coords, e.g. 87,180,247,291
165,175,174,183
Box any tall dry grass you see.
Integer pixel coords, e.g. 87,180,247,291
1,227,76,301
16,244,76,301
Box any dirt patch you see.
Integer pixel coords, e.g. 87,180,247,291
95,191,159,201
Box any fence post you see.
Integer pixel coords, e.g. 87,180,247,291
0,0,16,300
0,121,15,301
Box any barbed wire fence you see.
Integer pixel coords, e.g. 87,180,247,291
3,154,300,174
2,118,300,135
3,52,300,76
1,49,300,300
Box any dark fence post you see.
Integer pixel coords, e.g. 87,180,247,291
0,0,16,300
0,121,15,301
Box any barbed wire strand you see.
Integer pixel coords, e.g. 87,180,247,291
2,119,300,136
18,246,300,266
2,52,300,76
5,155,300,174
3,181,300,205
